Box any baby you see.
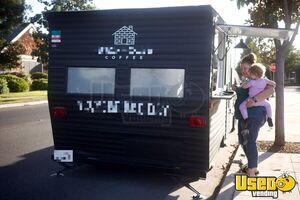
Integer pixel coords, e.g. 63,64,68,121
239,63,276,129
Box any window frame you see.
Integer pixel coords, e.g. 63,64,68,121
211,27,227,97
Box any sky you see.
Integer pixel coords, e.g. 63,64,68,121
26,0,300,49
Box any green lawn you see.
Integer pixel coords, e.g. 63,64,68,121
0,91,47,105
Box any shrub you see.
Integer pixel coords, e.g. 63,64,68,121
31,72,48,80
0,74,29,92
0,78,9,94
3,72,32,84
5,71,26,79
31,78,48,90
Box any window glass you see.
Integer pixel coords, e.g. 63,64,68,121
212,28,226,95
67,67,115,94
130,68,185,98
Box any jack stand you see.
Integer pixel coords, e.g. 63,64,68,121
184,182,204,200
167,174,205,200
50,163,78,177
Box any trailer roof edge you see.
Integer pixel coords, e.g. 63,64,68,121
217,24,295,40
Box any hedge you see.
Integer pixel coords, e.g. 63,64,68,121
4,72,32,84
4,71,26,79
0,77,9,94
0,75,29,92
31,72,48,80
31,78,48,90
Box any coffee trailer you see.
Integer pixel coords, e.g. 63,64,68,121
45,5,293,179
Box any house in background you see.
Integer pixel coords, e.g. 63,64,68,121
4,23,42,74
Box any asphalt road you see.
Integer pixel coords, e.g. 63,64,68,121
0,104,182,200
4,87,297,200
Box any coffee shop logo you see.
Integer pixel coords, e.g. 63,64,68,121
113,25,137,45
98,25,153,60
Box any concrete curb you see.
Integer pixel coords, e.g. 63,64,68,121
216,146,244,200
165,131,239,200
0,100,48,109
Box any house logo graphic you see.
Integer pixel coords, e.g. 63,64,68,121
113,25,137,45
98,25,153,60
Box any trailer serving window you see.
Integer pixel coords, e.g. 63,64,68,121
67,67,115,94
130,68,185,98
211,28,227,95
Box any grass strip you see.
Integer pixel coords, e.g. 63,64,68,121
0,91,47,105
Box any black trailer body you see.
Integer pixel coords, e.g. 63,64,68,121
45,5,236,178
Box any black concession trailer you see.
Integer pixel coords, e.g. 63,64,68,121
45,5,293,179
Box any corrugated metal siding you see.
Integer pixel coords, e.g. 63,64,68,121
209,100,226,164
209,97,236,166
46,6,215,177
225,97,236,134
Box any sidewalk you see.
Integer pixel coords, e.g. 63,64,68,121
217,87,300,200
217,146,300,200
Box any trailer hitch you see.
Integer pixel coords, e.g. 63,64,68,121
50,165,77,177
50,161,79,177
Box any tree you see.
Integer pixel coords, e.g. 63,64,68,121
30,0,96,67
31,31,49,67
235,0,300,146
39,0,95,11
0,0,26,44
0,42,26,70
239,37,276,79
0,0,27,70
285,48,300,75
241,37,275,65
241,38,300,81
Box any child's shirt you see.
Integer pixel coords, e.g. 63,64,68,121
246,78,269,97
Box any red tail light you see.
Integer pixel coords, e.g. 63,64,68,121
53,107,67,118
189,116,206,128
